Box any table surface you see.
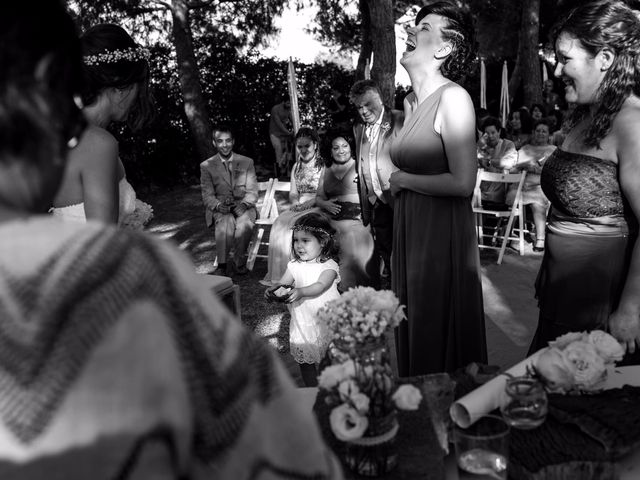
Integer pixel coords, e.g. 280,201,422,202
297,366,640,479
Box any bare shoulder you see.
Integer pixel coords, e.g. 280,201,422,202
81,125,118,151
439,84,473,115
67,125,117,173
611,98,640,157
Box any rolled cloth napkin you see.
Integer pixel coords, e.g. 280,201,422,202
450,349,545,428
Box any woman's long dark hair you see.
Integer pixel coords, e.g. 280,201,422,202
553,1,640,147
81,24,153,130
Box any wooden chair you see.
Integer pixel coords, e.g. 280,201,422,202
472,169,527,264
246,179,291,270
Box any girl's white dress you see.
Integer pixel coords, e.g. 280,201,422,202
287,258,340,364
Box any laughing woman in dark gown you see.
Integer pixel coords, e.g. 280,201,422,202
389,2,486,375
528,1,640,364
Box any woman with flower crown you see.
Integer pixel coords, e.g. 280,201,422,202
51,23,153,229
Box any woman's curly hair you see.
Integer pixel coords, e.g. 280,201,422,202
552,1,640,148
415,1,478,81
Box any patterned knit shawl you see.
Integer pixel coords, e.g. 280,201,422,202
0,227,279,465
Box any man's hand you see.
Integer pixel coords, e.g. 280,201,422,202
232,202,248,217
216,202,232,214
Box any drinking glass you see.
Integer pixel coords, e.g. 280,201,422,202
500,376,548,429
454,414,509,480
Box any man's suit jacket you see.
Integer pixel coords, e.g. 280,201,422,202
200,153,258,227
353,108,404,226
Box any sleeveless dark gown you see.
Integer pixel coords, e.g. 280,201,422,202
530,149,640,365
390,86,487,376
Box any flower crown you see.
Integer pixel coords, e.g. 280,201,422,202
292,224,332,237
84,47,151,66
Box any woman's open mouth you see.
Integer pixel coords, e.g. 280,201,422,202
405,39,416,52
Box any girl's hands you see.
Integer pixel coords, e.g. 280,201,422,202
264,285,279,301
389,170,405,196
286,287,303,303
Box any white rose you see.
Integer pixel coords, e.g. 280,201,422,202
338,379,359,400
318,364,346,389
350,392,370,414
392,384,422,410
534,347,576,393
562,341,607,390
329,404,369,441
587,330,625,363
549,331,586,349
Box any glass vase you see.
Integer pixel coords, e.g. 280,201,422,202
344,412,399,476
500,376,548,429
332,337,399,476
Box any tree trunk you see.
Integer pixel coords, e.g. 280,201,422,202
366,0,396,107
356,0,373,79
170,0,214,161
508,0,542,109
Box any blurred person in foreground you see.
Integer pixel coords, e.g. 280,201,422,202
390,1,486,375
0,2,342,477
528,0,640,365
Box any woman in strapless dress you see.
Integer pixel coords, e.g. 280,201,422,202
529,2,640,363
51,24,153,226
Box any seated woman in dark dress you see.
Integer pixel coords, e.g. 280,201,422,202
315,134,376,290
529,1,640,363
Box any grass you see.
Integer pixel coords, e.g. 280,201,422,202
145,182,303,385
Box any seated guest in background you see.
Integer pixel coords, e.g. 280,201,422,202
548,108,568,146
542,78,562,113
506,107,532,149
200,125,258,276
507,119,556,252
51,23,153,226
0,2,342,477
529,1,640,364
261,126,325,286
530,103,546,122
475,107,491,141
315,133,376,290
477,116,518,209
350,80,403,287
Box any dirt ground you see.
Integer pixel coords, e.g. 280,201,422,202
145,182,543,384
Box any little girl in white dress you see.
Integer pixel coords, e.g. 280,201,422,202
264,212,340,387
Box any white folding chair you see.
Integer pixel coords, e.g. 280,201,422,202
472,169,527,264
246,179,291,270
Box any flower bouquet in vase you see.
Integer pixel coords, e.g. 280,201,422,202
317,287,421,476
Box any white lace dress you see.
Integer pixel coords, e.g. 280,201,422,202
51,178,153,229
286,259,340,364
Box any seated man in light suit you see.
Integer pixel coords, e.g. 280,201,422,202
350,80,403,287
200,125,258,276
